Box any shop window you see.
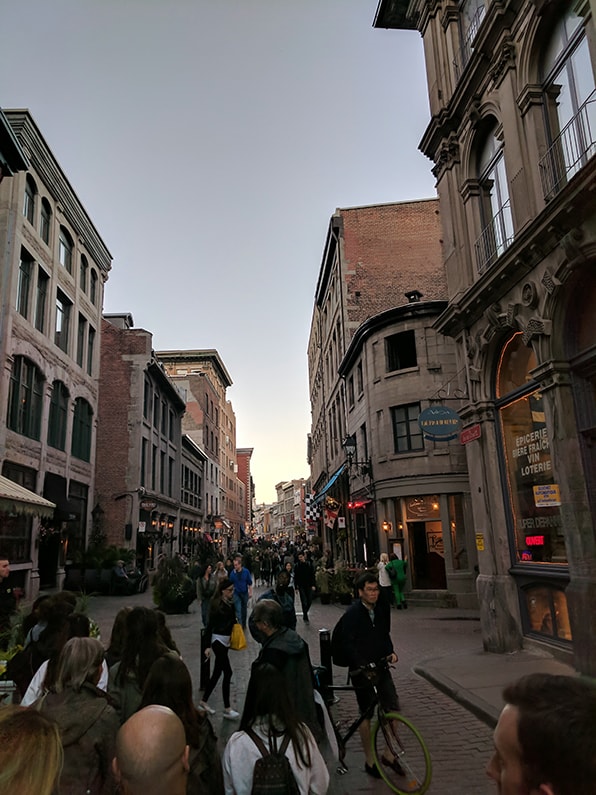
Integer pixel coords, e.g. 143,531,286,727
386,330,417,372
524,585,572,641
0,464,35,564
497,334,567,565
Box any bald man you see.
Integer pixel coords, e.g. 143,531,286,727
113,705,189,795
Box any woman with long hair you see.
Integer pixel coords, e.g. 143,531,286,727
222,662,329,795
140,653,224,795
196,563,216,627
35,636,119,795
199,577,239,719
105,606,132,669
0,706,63,795
108,606,169,723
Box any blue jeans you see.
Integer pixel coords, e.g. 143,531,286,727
233,591,249,627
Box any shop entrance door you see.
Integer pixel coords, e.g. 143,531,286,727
410,521,447,589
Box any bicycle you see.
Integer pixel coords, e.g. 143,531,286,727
314,659,432,795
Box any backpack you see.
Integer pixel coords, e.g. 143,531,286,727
247,729,300,795
331,612,350,667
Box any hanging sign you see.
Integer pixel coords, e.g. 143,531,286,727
418,405,462,441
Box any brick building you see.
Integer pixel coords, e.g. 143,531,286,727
95,314,186,570
236,447,254,535
374,0,596,668
307,200,476,603
0,109,111,595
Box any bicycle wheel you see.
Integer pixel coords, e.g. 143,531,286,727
372,711,432,795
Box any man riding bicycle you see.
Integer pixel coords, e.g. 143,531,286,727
342,571,400,779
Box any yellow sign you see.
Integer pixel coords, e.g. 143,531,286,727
533,484,561,507
475,533,485,551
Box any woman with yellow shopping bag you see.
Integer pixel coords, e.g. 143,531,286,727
200,578,242,720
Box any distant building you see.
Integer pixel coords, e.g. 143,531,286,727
0,109,111,596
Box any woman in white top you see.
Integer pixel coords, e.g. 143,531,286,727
377,552,393,607
222,662,329,795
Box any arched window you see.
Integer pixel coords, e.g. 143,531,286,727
72,397,93,461
58,226,74,274
23,175,36,224
40,198,52,244
474,122,514,272
79,254,88,294
539,8,596,198
90,268,98,306
496,334,566,566
47,381,69,451
7,355,44,440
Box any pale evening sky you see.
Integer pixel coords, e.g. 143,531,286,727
1,1,436,504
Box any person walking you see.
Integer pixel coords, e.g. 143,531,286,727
35,637,120,795
229,555,253,629
200,578,240,720
385,553,408,608
377,553,394,607
213,560,228,585
222,662,329,795
196,563,216,627
293,552,316,623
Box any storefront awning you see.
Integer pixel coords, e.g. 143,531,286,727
0,475,56,518
313,463,346,505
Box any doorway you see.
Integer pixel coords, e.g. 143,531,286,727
410,521,447,589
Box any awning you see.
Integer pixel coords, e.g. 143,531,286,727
313,463,346,505
0,475,56,518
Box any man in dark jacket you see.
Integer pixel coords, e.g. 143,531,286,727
251,599,322,742
247,571,296,642
342,571,399,778
0,555,16,650
293,551,316,622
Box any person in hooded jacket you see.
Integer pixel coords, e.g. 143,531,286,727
250,599,322,743
248,570,296,643
35,636,119,795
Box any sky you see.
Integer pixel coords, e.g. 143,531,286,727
1,1,436,504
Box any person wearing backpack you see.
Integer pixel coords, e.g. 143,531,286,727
222,662,329,795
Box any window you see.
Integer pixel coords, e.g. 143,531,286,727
58,227,73,274
356,362,363,394
391,402,424,453
539,8,596,199
455,0,485,76
7,356,44,439
23,176,36,224
90,269,98,305
386,330,417,371
474,124,514,272
143,379,151,420
497,334,566,566
87,327,95,376
151,444,157,490
16,251,32,319
524,585,571,641
76,314,87,368
47,380,69,450
347,375,355,407
79,255,88,293
160,450,166,493
40,198,51,245
153,394,160,427
141,438,148,486
161,402,167,435
55,290,72,353
71,397,93,461
35,267,49,332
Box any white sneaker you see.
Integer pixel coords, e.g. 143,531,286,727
200,701,215,715
223,707,240,719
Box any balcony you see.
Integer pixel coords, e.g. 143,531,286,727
453,5,486,80
539,91,596,201
474,199,514,274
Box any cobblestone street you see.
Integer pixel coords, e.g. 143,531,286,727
89,587,495,795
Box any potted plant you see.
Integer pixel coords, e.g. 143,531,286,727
152,556,196,614
332,561,354,605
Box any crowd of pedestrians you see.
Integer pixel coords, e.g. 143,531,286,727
1,546,595,795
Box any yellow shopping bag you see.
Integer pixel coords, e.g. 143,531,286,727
230,622,247,650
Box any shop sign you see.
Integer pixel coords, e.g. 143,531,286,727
460,423,481,444
533,484,561,507
337,516,346,529
138,521,146,534
140,500,157,511
418,405,462,441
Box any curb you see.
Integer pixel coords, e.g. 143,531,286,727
413,663,499,729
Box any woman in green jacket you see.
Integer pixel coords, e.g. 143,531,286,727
386,553,408,608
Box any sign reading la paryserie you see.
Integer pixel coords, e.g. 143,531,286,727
418,405,462,441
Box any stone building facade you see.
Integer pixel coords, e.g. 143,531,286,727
374,0,596,669
0,109,111,595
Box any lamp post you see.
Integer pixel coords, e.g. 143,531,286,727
342,435,374,563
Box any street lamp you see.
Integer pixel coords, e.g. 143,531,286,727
342,434,372,478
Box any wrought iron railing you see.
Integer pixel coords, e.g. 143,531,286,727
539,91,596,201
474,199,514,274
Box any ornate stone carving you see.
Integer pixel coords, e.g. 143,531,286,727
490,37,516,86
521,317,552,345
541,268,561,295
560,227,585,265
521,281,539,308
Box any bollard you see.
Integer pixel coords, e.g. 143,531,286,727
200,627,210,690
318,628,333,687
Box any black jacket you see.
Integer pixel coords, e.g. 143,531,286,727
205,597,236,645
293,560,315,589
342,597,394,670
